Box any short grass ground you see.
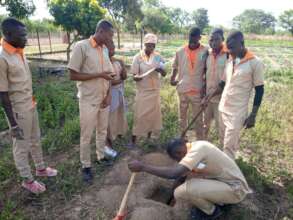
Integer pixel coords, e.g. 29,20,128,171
0,37,292,220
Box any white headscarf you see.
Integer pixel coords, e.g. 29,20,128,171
143,33,158,44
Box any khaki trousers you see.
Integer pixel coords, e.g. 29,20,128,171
219,111,246,159
174,178,244,215
204,102,224,145
79,102,109,168
178,93,204,140
12,107,45,180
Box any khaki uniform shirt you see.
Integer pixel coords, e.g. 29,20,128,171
0,39,34,113
68,37,113,104
219,51,265,116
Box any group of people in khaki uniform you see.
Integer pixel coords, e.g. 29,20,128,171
1,17,264,219
129,28,264,219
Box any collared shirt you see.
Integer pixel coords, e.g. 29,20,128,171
130,50,164,91
0,39,34,113
219,50,265,116
206,45,229,103
180,141,251,196
67,36,113,104
172,44,209,95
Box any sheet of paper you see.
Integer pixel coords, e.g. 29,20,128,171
139,67,156,78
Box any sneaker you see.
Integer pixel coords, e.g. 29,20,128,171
104,146,118,159
22,180,46,194
36,167,58,177
82,167,93,184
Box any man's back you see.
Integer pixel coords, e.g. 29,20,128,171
179,141,251,195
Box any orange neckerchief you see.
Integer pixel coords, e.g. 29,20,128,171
184,44,203,75
231,50,255,74
184,45,203,96
0,38,24,61
211,43,228,57
89,36,104,71
239,50,255,65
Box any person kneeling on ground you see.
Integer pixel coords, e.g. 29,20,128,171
128,139,251,220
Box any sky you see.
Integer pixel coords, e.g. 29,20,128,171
160,0,293,27
1,0,293,28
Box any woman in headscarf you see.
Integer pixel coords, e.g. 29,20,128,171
129,33,166,147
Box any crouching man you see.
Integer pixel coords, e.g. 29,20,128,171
128,139,251,220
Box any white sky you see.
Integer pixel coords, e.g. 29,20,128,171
161,0,293,27
1,0,293,27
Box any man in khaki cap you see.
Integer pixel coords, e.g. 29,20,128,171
202,31,264,159
171,27,208,140
0,18,57,194
128,139,251,220
68,20,115,183
204,28,229,143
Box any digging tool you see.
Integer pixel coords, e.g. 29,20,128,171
113,173,136,220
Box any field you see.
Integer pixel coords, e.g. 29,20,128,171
0,36,293,220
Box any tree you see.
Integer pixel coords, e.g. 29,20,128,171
24,19,59,33
165,8,191,32
191,8,209,32
141,8,174,34
0,0,35,19
100,0,143,48
48,0,105,61
279,10,293,35
233,9,276,34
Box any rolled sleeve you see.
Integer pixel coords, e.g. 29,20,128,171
252,60,265,87
179,144,205,171
67,43,84,73
0,58,8,92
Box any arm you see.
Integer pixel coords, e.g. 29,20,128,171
117,59,127,80
101,84,112,109
0,92,17,127
128,160,190,179
170,53,179,86
0,92,24,139
170,68,178,86
201,80,225,106
111,79,123,86
156,67,167,77
244,85,264,129
131,56,143,82
69,69,114,81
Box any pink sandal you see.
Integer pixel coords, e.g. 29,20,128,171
36,167,58,177
22,180,46,194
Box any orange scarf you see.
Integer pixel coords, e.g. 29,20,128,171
0,38,24,61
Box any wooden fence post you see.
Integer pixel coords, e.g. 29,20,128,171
48,31,52,53
36,28,42,58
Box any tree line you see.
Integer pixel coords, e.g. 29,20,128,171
0,0,292,40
